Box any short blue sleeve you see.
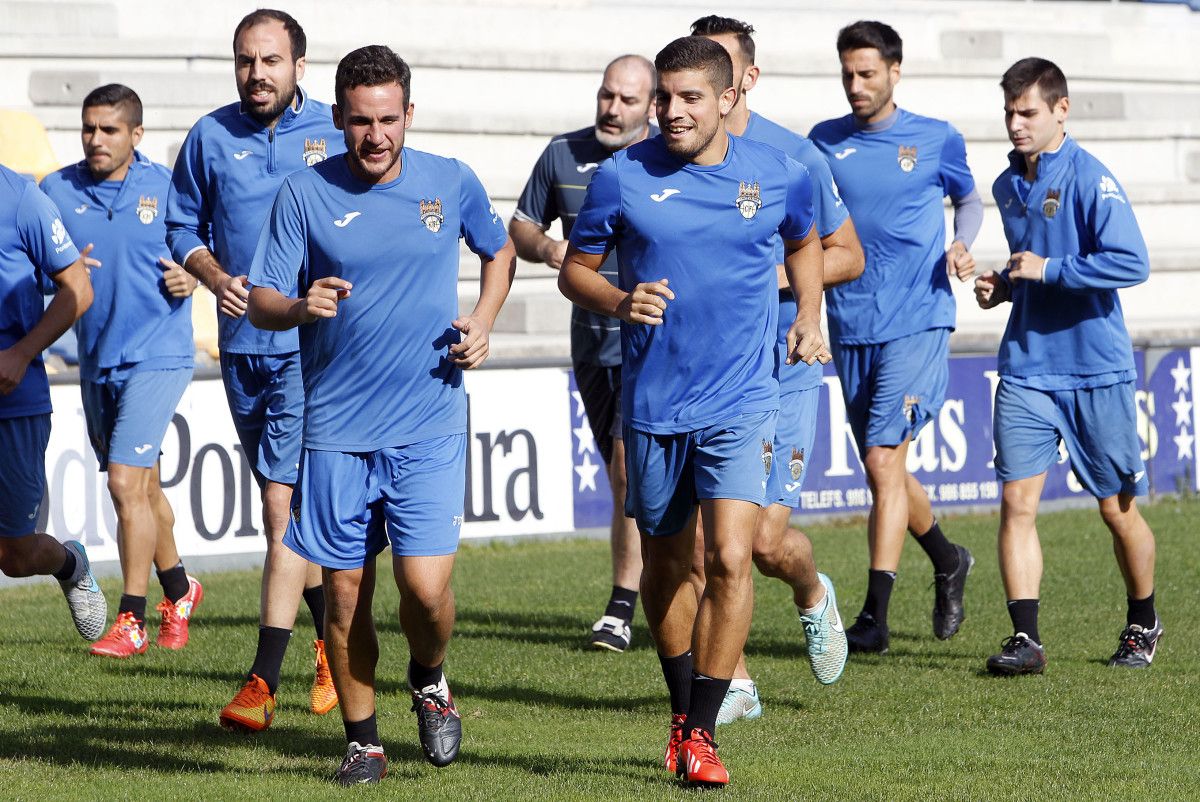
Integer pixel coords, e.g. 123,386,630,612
457,160,508,260
802,149,850,239
938,124,975,200
248,179,306,296
514,143,558,227
165,123,211,265
568,159,621,255
18,184,79,274
780,157,815,242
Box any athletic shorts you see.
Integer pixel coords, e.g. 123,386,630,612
994,379,1148,498
574,361,622,465
771,387,820,508
832,328,949,453
220,351,303,486
0,414,51,537
81,366,192,471
283,433,467,569
623,410,778,537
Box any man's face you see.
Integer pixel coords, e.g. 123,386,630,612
1005,84,1068,158
655,69,734,162
703,33,757,106
234,20,304,126
840,47,899,123
594,61,653,151
81,104,141,180
334,83,413,183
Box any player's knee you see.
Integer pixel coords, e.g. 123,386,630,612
106,466,150,507
261,483,293,538
706,540,753,583
0,538,37,577
1001,481,1040,521
863,447,902,484
1098,493,1140,533
402,581,452,620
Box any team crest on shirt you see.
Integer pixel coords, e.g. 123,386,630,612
303,138,328,166
897,146,918,173
761,439,774,477
903,394,920,424
1042,189,1061,219
735,181,762,220
420,198,444,232
789,448,806,482
136,195,159,225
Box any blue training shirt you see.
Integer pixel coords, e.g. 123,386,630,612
993,135,1148,390
809,108,975,345
0,164,81,419
167,88,344,355
248,150,509,452
741,112,850,395
570,133,815,434
41,152,193,382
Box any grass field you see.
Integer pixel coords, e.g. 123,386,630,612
2,500,1199,800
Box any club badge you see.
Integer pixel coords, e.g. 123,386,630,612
761,439,774,477
789,448,806,482
897,146,918,173
1042,189,1061,218
735,180,762,220
136,195,158,225
303,137,328,166
420,198,444,233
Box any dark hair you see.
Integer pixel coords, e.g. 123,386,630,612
1001,57,1069,109
689,15,755,64
82,83,143,127
335,45,412,108
233,8,306,61
836,20,902,64
654,36,734,96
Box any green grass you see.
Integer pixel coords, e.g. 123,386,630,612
3,500,1200,800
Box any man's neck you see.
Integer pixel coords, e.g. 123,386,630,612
91,155,134,183
692,127,730,167
1023,130,1066,181
725,99,750,137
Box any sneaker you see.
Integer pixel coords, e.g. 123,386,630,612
664,713,686,772
846,611,889,654
411,678,462,767
986,633,1047,676
310,639,339,714
716,683,762,726
676,728,729,788
89,611,148,658
1108,620,1164,668
589,615,631,652
933,544,974,640
800,573,848,684
156,575,203,650
58,540,107,640
334,741,387,786
219,674,276,733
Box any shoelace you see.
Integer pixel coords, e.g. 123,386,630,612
157,600,183,634
340,745,381,773
801,617,827,654
411,692,453,725
998,635,1029,654
1114,629,1150,658
690,730,721,765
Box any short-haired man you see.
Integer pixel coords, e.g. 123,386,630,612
0,166,102,640
510,54,655,653
247,45,515,784
976,58,1160,674
561,36,827,788
41,84,202,659
167,9,343,728
689,14,862,722
809,20,983,653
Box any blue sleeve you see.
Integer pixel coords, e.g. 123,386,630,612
18,183,79,274
457,161,508,260
569,159,621,255
801,149,850,239
779,157,815,241
166,123,212,265
938,124,976,200
513,142,558,227
248,179,306,296
1042,171,1149,291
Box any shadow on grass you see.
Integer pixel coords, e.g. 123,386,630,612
412,678,663,714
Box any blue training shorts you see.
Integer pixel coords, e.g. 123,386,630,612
0,414,51,537
220,351,303,486
283,433,467,569
832,328,949,453
771,387,820,508
81,366,192,471
623,410,778,537
994,379,1148,498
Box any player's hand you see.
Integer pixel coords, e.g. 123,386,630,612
79,243,101,277
218,273,251,318
301,277,352,322
1006,251,1047,282
0,347,32,395
946,240,976,282
974,270,1010,309
616,278,674,325
786,317,832,366
450,314,492,369
542,239,569,270
160,257,198,298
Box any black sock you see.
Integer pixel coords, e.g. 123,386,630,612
658,650,693,716
344,713,379,746
1127,592,1156,629
408,658,444,691
119,594,147,623
863,569,896,625
914,520,959,575
1007,599,1041,644
157,562,189,603
604,585,638,623
52,546,78,581
303,585,327,640
249,626,292,694
684,672,731,737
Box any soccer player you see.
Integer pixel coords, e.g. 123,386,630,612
41,84,202,659
809,20,982,653
166,9,343,727
509,54,655,653
247,45,515,785
561,36,828,787
689,15,862,722
976,58,1160,674
0,165,104,640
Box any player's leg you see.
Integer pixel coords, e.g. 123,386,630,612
1100,493,1161,666
326,561,385,785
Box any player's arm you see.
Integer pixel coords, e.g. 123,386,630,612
773,216,863,290
939,125,983,282
560,246,673,325
974,270,1011,309
509,142,566,269
248,279,352,330
782,226,831,366
509,217,567,270
450,238,517,369
1037,174,1149,291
